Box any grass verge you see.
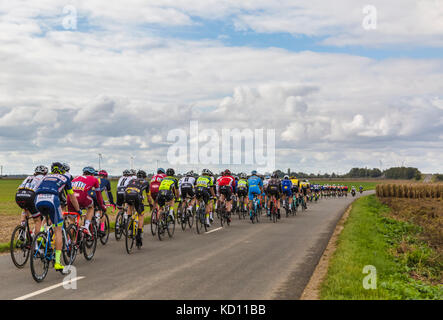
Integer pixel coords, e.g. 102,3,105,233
320,194,442,300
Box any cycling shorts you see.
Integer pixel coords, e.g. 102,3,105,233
248,186,261,201
35,194,63,226
195,187,211,204
180,186,195,199
237,188,248,198
125,193,144,214
219,186,232,201
282,188,292,197
157,190,174,207
15,190,40,218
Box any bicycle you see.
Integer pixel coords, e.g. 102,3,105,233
63,211,97,265
177,196,195,231
217,198,231,227
92,208,110,245
125,211,143,254
115,206,129,241
157,203,175,241
250,193,261,224
195,198,208,234
29,221,72,282
268,196,278,223
10,214,38,268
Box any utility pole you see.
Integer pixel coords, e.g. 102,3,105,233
130,155,135,170
0,165,2,177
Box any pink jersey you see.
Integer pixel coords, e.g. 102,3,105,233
69,175,105,210
150,173,166,194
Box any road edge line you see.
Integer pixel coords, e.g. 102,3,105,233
13,276,85,300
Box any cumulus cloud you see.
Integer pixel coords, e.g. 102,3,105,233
0,2,442,174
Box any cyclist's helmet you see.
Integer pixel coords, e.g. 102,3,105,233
240,172,247,179
130,169,136,176
186,170,194,177
157,168,165,174
98,170,108,178
224,169,231,176
137,170,147,179
35,165,48,175
272,172,279,178
202,169,210,176
51,162,65,174
123,169,131,176
284,175,289,180
208,170,213,176
62,163,70,172
166,168,175,176
251,170,257,175
83,166,95,175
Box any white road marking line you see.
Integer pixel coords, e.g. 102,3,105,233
205,227,223,234
14,276,85,300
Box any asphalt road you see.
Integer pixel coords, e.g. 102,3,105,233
1,191,373,300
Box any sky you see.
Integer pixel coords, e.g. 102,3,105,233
0,0,442,175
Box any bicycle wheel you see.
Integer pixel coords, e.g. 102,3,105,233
219,208,224,227
150,209,158,236
179,207,186,231
255,206,260,223
83,224,97,260
64,224,78,265
157,212,166,241
125,218,136,254
196,209,204,234
115,210,124,241
30,231,50,283
99,213,110,245
187,207,194,229
272,205,277,223
166,213,175,238
10,225,31,268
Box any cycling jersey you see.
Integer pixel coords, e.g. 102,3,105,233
35,174,73,226
68,175,105,211
18,175,45,192
159,176,179,192
218,175,236,192
247,175,263,200
98,177,115,205
281,179,293,196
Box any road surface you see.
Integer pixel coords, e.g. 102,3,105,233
0,191,373,300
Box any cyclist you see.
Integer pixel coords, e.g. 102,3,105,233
157,168,179,220
281,175,293,212
148,168,167,213
68,166,107,237
116,169,133,209
217,169,236,223
247,170,263,221
300,179,310,208
15,165,48,238
58,163,72,211
263,175,270,208
178,171,196,219
267,172,282,219
359,185,363,193
98,170,116,209
125,170,149,247
236,173,249,213
195,169,216,226
34,162,81,273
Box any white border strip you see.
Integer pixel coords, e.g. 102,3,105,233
14,276,85,300
205,227,223,234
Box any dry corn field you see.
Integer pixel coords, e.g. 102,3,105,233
376,183,443,199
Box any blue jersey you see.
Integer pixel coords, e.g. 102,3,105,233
98,177,115,204
281,179,292,191
35,174,73,196
248,175,263,188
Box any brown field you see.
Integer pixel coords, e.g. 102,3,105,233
376,183,443,199
378,197,442,284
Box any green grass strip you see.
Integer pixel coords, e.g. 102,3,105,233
320,194,442,300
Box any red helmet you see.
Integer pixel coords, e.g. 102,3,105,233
223,169,231,176
98,170,108,178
